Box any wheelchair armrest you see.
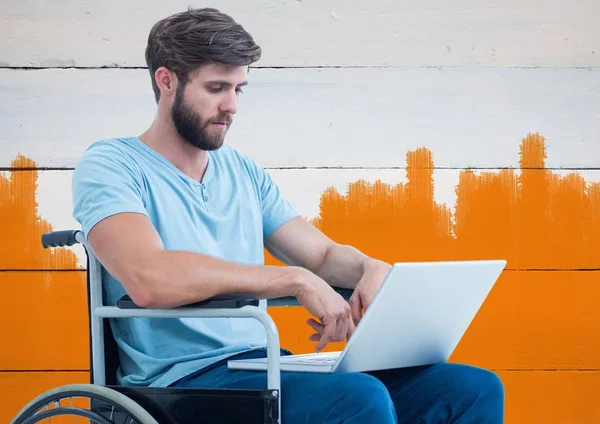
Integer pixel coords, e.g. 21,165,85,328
117,287,354,309
41,230,82,248
117,293,260,309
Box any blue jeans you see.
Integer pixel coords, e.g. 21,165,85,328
172,348,504,423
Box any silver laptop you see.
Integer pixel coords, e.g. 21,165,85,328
228,259,506,373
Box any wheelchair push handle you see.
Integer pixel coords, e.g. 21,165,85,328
41,230,81,248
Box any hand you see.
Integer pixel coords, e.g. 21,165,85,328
349,259,391,326
294,268,355,352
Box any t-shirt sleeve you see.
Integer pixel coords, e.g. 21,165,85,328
72,142,149,239
259,168,300,239
239,151,300,239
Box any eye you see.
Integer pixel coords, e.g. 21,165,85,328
208,85,222,93
235,87,244,94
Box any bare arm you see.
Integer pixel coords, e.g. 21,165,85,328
90,212,357,351
87,212,307,309
265,216,381,289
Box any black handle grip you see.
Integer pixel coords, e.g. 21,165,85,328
41,230,81,248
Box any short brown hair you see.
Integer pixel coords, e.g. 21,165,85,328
145,7,262,102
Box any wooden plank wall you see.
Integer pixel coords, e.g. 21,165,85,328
2,1,599,422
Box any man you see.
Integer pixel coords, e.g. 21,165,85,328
72,7,504,423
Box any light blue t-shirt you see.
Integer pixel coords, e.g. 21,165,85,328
71,136,299,387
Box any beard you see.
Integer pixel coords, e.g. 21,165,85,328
171,84,231,151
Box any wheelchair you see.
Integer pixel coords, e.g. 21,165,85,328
10,229,353,424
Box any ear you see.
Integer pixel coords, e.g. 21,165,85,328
154,67,178,97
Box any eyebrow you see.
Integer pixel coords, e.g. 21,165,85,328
205,80,248,87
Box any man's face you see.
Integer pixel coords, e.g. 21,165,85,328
170,63,248,151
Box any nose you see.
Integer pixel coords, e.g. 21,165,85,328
219,89,238,115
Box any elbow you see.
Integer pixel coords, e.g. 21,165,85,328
128,288,157,309
119,264,164,309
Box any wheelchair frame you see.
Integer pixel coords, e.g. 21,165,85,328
10,229,352,424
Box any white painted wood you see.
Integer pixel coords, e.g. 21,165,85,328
2,68,599,169
25,168,600,268
2,0,598,68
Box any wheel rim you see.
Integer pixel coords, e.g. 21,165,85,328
21,406,114,424
12,385,158,424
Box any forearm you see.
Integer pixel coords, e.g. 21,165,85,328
314,244,376,289
126,250,305,309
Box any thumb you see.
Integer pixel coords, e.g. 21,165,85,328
350,294,363,326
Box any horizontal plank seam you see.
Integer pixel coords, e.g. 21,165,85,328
3,167,600,172
1,268,599,272
508,269,600,272
1,168,74,172
1,65,599,71
0,269,86,272
0,369,89,373
493,369,600,372
3,369,600,373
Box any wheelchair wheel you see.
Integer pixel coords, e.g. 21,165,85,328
11,383,159,424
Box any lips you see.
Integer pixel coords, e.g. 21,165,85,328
211,116,231,127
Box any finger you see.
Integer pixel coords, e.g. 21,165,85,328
306,318,325,334
350,295,363,326
309,333,322,342
346,317,356,340
362,293,375,312
316,321,336,352
334,316,348,342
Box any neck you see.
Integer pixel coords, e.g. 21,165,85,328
138,113,209,182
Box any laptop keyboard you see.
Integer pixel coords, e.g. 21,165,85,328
281,352,340,364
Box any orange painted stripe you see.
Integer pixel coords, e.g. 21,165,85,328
2,371,89,424
498,371,600,423
0,271,89,370
0,155,79,270
450,270,600,369
3,371,600,424
296,133,600,270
